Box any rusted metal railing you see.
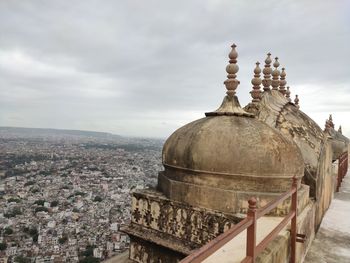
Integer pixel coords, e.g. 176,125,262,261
180,177,304,263
336,151,348,192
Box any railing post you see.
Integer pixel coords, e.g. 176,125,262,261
246,197,257,262
337,158,341,192
342,154,345,181
344,152,348,180
342,154,344,181
337,152,348,192
290,177,297,263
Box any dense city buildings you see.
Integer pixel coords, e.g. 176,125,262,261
0,127,163,263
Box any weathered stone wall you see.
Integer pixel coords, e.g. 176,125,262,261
314,139,334,228
159,171,308,216
129,189,240,246
255,203,315,263
122,189,241,262
129,236,185,263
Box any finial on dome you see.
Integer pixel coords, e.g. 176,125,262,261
250,61,262,103
224,44,240,97
205,43,253,117
286,86,291,102
324,114,335,131
294,94,300,108
328,114,334,128
262,53,272,91
325,119,331,131
271,57,280,90
338,125,342,134
279,68,287,95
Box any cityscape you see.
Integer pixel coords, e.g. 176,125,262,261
0,127,163,263
1,1,349,262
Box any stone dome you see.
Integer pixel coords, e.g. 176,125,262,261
162,114,304,184
157,44,305,213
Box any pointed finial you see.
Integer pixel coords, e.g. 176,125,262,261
279,68,287,95
294,94,299,108
338,125,342,134
325,119,331,131
328,114,334,128
224,44,239,97
250,61,262,103
205,43,253,117
271,57,280,90
262,53,272,91
286,86,291,102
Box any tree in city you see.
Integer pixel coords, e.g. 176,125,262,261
0,242,7,251
4,227,13,235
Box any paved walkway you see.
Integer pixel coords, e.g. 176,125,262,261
304,173,350,263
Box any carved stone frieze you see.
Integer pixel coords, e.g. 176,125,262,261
129,189,239,248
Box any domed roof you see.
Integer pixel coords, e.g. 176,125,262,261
163,115,304,178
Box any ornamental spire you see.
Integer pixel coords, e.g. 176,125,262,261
224,44,240,97
271,57,280,90
279,68,287,95
250,62,262,103
338,125,342,134
325,119,331,131
286,86,291,102
294,94,299,108
205,43,253,117
262,53,272,91
328,114,334,128
324,114,334,131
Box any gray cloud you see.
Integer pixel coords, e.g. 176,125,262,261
0,0,349,138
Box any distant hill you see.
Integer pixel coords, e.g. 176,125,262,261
0,126,164,150
0,126,120,139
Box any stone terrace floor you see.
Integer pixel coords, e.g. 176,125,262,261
304,172,350,263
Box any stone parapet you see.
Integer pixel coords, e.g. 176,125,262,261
122,188,241,262
122,184,311,262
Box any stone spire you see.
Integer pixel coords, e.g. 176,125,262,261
271,57,280,90
325,119,331,131
224,44,239,97
294,94,299,108
324,115,335,131
250,62,262,103
279,68,287,95
206,43,253,117
338,125,342,134
328,114,334,128
262,53,272,91
286,86,291,102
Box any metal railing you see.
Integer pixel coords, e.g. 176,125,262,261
336,151,348,192
180,177,305,263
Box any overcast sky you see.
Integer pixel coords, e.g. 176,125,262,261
0,1,349,138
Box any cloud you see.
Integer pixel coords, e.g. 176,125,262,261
0,0,349,138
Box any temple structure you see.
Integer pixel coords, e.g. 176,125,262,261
121,44,349,263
